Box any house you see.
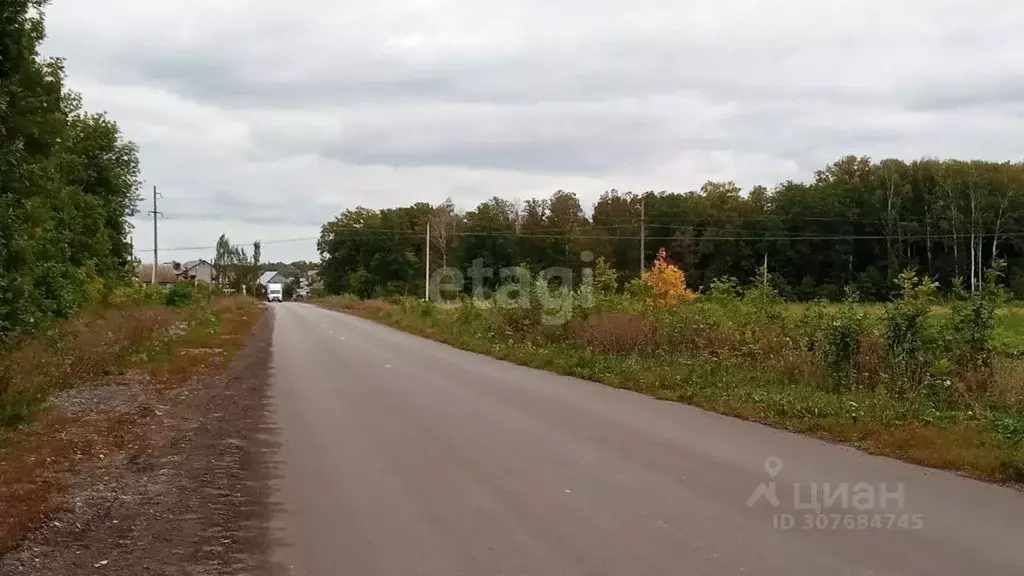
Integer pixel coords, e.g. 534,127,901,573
173,260,215,284
299,270,319,289
259,271,290,287
136,263,178,286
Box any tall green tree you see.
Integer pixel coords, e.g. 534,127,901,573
0,0,141,337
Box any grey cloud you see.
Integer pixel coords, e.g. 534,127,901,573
38,0,1024,260
905,75,1024,112
80,37,889,110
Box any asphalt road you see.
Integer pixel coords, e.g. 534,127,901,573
267,302,1024,576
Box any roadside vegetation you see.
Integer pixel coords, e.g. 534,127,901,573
311,147,1024,486
0,283,238,428
315,258,1024,483
0,284,261,554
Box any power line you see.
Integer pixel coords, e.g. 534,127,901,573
136,236,320,254
140,227,1024,255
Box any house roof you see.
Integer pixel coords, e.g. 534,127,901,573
259,271,288,285
136,263,178,284
181,259,211,271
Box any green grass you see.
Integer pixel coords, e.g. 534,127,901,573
994,312,1024,357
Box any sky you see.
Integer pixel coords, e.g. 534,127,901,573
41,0,1024,264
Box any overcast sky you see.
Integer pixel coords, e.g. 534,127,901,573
42,0,1024,263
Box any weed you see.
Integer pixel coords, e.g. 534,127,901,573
817,304,867,391
569,311,660,356
988,411,1024,445
0,295,220,428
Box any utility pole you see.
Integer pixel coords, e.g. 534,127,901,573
148,186,163,284
639,195,646,277
425,220,431,301
764,252,768,284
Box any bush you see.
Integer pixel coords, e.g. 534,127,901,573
949,297,995,374
164,283,195,308
707,276,741,301
625,278,652,299
642,248,696,306
883,270,937,395
401,298,437,319
570,311,660,355
817,304,867,391
494,304,543,339
592,256,618,296
742,282,785,321
946,270,1002,393
108,282,166,307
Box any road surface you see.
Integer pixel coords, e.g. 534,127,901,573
267,302,1024,576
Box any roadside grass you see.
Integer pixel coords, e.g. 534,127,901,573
0,295,263,554
0,305,185,428
314,294,1024,484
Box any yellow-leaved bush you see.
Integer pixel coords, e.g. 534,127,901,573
642,248,697,306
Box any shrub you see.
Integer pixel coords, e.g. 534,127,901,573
742,282,785,322
948,295,996,385
164,283,195,308
494,304,543,339
570,311,660,355
797,301,829,352
108,282,166,307
707,276,741,301
593,256,618,296
625,278,652,300
642,248,696,306
883,269,937,395
817,304,867,391
946,267,1003,393
402,298,437,319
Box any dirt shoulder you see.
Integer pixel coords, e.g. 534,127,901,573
0,302,274,576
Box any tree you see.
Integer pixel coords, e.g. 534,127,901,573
310,157,1024,302
456,198,520,292
0,0,140,336
642,248,696,306
213,234,253,290
428,198,457,269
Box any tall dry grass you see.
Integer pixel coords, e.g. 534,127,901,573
0,305,183,426
570,311,661,355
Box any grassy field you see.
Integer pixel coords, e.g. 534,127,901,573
314,291,1024,484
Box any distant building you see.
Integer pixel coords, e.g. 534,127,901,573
136,263,178,286
173,260,215,284
259,271,290,287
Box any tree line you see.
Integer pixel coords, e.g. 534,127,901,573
319,156,1024,301
1,1,141,337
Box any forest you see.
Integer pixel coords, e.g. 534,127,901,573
0,0,141,338
319,156,1024,301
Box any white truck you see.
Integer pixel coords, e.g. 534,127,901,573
267,282,284,303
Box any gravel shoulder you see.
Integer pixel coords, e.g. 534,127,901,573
0,307,274,576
